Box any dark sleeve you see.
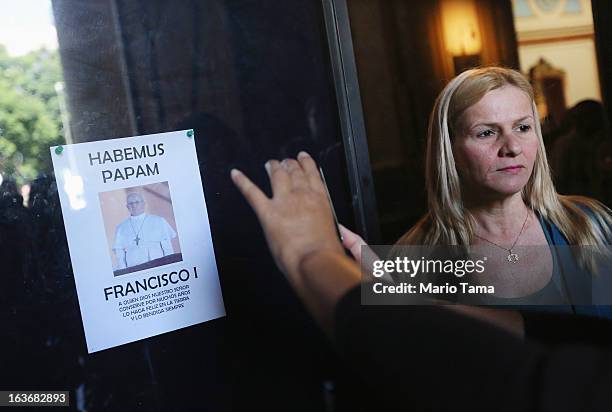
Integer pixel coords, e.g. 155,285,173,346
522,310,612,347
334,285,612,412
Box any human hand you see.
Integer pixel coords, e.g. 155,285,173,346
230,152,344,284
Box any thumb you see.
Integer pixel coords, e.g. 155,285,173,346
339,224,366,263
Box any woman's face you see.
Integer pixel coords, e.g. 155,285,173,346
452,85,539,200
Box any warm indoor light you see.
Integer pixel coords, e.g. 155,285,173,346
441,0,482,56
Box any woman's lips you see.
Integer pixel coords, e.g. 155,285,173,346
497,165,524,173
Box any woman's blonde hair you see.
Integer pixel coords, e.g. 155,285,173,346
397,66,611,272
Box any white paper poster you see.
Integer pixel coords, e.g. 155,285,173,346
51,129,225,353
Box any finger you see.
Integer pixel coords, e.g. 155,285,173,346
339,224,384,281
281,158,308,189
266,160,290,196
231,168,269,217
297,151,325,192
339,224,366,261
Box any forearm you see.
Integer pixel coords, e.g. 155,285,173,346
449,305,525,339
292,249,526,338
293,250,361,335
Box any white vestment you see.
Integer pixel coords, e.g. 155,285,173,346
113,213,177,269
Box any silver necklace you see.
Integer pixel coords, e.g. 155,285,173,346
474,210,530,263
129,215,147,246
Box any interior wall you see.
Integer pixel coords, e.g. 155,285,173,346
512,0,601,107
519,38,601,106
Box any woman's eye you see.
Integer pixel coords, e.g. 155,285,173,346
516,124,532,133
476,129,495,138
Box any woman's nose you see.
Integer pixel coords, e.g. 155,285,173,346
499,131,522,157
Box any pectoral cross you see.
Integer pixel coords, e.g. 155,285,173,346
134,235,141,246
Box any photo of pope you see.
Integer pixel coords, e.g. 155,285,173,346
112,192,178,270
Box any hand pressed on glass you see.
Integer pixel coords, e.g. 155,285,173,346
230,151,344,285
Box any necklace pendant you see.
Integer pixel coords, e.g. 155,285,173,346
507,251,519,263
135,235,140,246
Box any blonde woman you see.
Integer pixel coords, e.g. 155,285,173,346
342,66,612,319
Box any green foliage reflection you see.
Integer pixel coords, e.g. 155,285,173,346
0,44,64,185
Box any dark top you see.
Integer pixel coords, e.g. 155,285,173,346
475,210,611,318
477,215,574,311
537,209,612,319
334,285,612,412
